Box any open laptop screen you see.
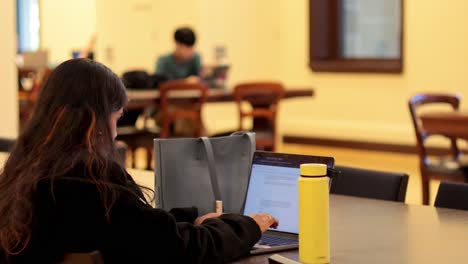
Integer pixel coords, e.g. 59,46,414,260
243,152,334,234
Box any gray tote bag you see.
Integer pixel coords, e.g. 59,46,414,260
154,132,255,215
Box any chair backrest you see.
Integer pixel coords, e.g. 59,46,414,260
408,93,461,164
0,138,15,152
159,80,208,138
233,82,284,130
331,165,409,202
19,67,52,121
435,181,468,210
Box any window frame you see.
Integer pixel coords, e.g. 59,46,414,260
309,0,404,73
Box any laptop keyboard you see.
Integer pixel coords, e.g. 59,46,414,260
257,234,298,247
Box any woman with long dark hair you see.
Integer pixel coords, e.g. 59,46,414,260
0,59,277,263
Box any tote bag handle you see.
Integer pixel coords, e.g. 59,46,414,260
200,137,222,203
201,132,255,212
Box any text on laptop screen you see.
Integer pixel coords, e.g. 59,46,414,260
243,156,304,233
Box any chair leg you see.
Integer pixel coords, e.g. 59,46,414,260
422,176,430,205
130,147,137,168
146,146,153,170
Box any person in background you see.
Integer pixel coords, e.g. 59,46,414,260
0,59,278,263
156,27,202,83
154,27,205,135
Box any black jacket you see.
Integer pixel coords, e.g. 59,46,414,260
8,163,261,263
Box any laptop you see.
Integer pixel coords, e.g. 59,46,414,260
203,65,229,88
242,151,335,255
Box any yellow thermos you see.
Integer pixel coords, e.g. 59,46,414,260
298,163,329,264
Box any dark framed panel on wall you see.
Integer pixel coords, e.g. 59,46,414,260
309,0,403,73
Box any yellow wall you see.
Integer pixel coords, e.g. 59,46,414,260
40,0,96,65
95,0,198,74
197,0,282,83
40,0,468,144
0,0,19,138
276,0,468,145
94,0,280,80
196,0,283,133
94,0,284,133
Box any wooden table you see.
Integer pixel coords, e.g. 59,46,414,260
420,111,468,140
233,195,468,264
126,87,314,110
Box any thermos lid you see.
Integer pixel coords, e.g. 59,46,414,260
300,163,327,177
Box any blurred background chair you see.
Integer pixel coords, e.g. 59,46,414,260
18,67,52,124
434,181,468,210
159,80,208,138
116,125,157,170
115,140,127,165
117,71,160,169
117,80,208,169
0,138,15,152
409,93,468,205
331,165,409,202
233,82,284,151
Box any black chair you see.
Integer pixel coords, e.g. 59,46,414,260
0,138,15,152
435,182,468,210
331,165,409,202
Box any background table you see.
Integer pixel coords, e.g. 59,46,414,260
126,87,314,110
420,111,468,140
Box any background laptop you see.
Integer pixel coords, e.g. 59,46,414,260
203,65,229,88
242,151,335,255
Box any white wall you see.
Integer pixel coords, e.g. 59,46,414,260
40,0,96,65
0,0,19,138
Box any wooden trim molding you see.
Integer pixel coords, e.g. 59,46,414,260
310,59,403,73
283,135,454,155
309,0,404,73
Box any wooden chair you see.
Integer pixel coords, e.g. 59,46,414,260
18,68,39,122
0,138,15,152
435,181,468,211
409,93,468,205
331,165,409,202
18,68,52,123
233,82,284,151
116,95,160,170
159,80,208,138
116,126,157,169
115,140,128,165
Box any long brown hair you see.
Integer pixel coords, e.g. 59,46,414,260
0,59,133,256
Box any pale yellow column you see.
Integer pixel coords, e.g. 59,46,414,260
0,0,19,139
